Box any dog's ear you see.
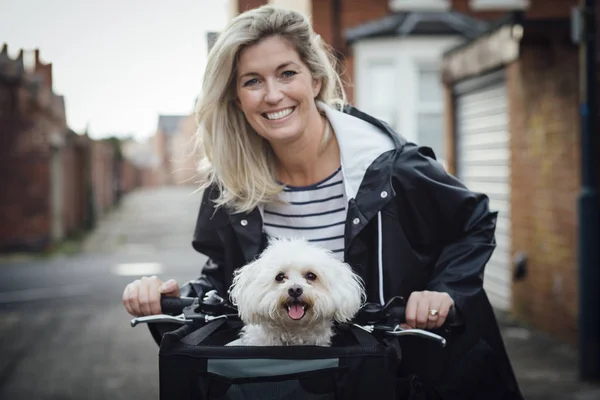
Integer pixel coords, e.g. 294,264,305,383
229,259,258,305
332,264,366,323
229,258,265,324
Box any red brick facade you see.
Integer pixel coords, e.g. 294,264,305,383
0,45,144,252
507,39,581,343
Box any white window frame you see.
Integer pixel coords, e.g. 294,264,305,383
469,0,530,11
389,0,450,12
415,63,445,162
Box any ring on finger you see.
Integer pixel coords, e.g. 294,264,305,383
428,309,439,319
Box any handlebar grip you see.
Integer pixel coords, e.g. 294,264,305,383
160,296,195,315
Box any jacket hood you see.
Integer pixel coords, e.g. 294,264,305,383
318,102,397,200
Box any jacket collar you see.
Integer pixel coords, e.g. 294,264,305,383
317,102,399,200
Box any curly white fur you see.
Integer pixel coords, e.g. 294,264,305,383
227,237,366,346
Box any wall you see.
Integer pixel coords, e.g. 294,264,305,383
508,37,580,344
0,83,62,251
90,141,116,220
269,0,311,15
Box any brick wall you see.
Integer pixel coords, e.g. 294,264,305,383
525,0,580,19
0,82,58,251
61,135,92,237
237,0,267,13
91,141,116,218
508,37,580,344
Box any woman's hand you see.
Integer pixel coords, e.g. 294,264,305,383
403,290,455,330
122,276,180,317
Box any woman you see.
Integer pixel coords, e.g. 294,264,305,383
122,5,523,399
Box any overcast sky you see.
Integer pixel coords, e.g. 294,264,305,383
0,0,229,140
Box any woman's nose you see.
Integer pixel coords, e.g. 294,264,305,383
264,80,284,103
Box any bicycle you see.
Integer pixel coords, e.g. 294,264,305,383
131,291,463,399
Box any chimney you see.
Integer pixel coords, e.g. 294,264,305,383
34,49,53,90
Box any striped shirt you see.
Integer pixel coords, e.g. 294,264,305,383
263,167,347,260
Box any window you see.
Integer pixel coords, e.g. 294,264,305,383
416,66,445,162
469,0,530,10
366,61,397,129
389,0,450,12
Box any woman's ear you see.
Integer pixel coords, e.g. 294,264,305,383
313,78,322,98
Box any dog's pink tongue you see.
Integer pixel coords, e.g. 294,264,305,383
288,304,305,320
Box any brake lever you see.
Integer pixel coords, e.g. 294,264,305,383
130,313,192,327
385,326,447,347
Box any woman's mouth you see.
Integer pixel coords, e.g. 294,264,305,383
263,107,295,121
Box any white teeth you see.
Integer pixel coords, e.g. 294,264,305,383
265,107,293,120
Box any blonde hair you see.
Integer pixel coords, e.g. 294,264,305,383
195,5,347,213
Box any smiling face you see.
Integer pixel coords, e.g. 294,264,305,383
235,35,322,145
273,267,320,323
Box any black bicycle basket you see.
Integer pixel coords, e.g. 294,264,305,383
158,319,402,400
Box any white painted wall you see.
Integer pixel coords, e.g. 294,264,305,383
269,0,311,15
228,0,239,19
353,36,461,161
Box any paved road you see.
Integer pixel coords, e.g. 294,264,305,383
0,186,206,400
1,185,599,399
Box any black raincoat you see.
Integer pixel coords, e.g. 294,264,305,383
180,104,523,399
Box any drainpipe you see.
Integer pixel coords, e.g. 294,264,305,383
578,0,600,382
331,0,343,61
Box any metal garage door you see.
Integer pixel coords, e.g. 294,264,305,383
455,70,511,311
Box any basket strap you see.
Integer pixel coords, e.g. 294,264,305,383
180,319,228,346
347,324,380,347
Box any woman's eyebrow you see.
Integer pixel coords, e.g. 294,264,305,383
238,62,301,80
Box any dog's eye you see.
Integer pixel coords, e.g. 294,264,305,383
275,273,285,282
305,272,317,281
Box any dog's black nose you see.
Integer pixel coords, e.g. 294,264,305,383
288,285,303,298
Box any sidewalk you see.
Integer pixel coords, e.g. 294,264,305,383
497,311,600,399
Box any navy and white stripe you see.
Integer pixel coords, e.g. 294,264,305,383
263,167,347,260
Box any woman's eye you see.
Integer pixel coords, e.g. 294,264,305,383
305,272,317,281
243,78,259,87
281,70,297,78
275,273,285,282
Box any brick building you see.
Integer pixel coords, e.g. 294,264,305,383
0,45,71,251
0,45,143,252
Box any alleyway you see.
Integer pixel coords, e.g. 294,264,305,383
0,186,598,399
0,186,206,400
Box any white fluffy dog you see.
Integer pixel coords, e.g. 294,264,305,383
227,237,366,346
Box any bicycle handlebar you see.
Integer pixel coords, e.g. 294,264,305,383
354,297,463,330
132,293,464,339
160,296,196,316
